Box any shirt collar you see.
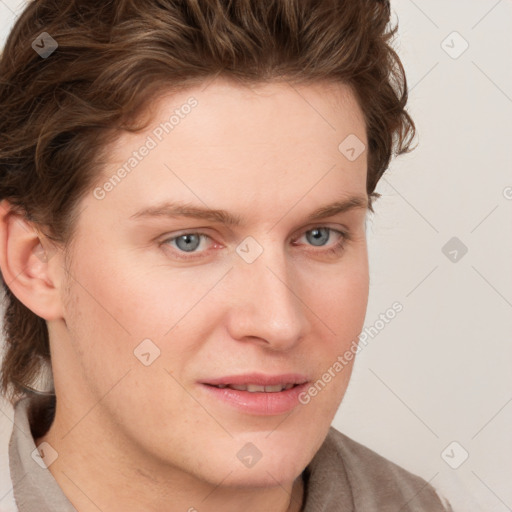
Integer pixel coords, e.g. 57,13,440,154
9,396,77,512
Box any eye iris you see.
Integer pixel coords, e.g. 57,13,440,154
306,228,330,247
175,234,201,252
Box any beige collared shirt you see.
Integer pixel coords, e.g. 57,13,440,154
8,396,452,511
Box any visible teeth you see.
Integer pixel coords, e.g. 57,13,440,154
263,384,285,393
234,384,267,392
214,383,296,392
228,384,257,391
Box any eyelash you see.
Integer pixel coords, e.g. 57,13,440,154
160,227,350,260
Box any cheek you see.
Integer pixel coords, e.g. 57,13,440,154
309,257,369,335
67,244,169,339
62,245,214,381
332,272,369,330
300,255,369,401
61,247,149,387
300,266,368,416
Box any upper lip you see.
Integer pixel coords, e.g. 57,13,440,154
201,373,309,387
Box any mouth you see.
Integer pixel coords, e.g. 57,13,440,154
206,383,298,392
199,373,310,415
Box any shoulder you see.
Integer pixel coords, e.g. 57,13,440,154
305,426,453,511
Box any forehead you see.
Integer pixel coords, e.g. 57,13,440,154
89,78,368,225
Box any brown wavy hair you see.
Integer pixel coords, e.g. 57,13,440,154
0,0,415,402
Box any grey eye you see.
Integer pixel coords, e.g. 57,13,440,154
305,228,331,247
174,233,202,252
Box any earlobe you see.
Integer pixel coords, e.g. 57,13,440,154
0,199,64,321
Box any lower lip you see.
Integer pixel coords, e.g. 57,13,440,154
199,383,309,415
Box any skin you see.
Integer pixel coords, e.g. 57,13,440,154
0,77,370,512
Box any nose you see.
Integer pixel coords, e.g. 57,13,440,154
225,245,310,351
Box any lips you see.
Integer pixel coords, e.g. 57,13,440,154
199,373,310,415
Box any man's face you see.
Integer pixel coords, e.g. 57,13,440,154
52,78,369,487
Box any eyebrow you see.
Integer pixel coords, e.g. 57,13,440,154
129,196,368,226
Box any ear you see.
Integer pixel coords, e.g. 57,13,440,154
0,199,65,321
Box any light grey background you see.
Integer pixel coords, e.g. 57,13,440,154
1,0,511,511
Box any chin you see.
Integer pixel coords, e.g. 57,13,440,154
225,460,304,489
209,420,327,487
230,438,312,487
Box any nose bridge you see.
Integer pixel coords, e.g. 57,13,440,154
227,241,308,349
